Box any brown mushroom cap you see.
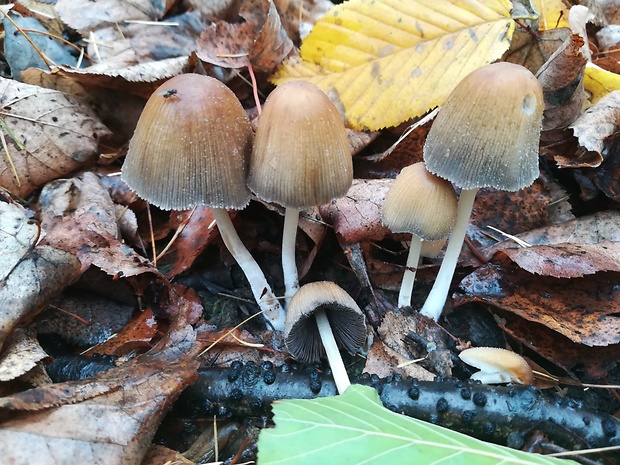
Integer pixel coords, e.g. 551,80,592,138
424,62,544,192
248,81,352,209
284,281,366,364
383,162,457,241
122,73,252,210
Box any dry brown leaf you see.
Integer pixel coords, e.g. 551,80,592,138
458,259,620,347
496,310,620,380
571,90,620,160
22,57,192,99
320,178,392,243
166,206,218,279
0,78,110,198
485,210,620,253
197,0,293,72
91,309,157,356
537,33,587,136
36,291,134,347
498,242,620,278
0,328,50,382
38,172,156,277
363,340,434,381
56,0,169,36
83,12,202,71
0,290,204,464
0,202,81,352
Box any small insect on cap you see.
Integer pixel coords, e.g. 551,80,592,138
248,81,352,209
122,73,252,210
424,62,544,192
284,281,367,364
382,162,457,241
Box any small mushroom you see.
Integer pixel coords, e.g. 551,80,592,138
249,81,352,306
285,281,366,394
420,62,544,321
459,347,534,385
382,162,457,308
121,73,286,330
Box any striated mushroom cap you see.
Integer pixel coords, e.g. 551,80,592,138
424,62,544,192
248,81,352,209
122,73,252,210
459,347,534,385
383,162,457,241
284,281,366,364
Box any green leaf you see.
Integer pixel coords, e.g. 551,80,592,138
257,384,577,465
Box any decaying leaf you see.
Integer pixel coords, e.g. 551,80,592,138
571,89,620,160
0,328,50,382
36,291,134,347
197,0,293,72
0,78,110,198
537,33,587,136
56,0,169,36
0,291,204,464
0,202,81,352
273,0,515,130
320,178,391,243
38,172,156,277
458,259,620,347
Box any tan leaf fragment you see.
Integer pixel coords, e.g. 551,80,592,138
0,328,50,382
320,178,392,243
570,90,620,159
56,0,168,36
0,244,81,352
0,202,81,352
38,172,157,277
0,77,111,198
197,0,294,72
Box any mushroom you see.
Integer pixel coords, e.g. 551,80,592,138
459,347,534,385
420,62,544,321
121,73,286,330
285,281,366,394
248,81,352,306
382,162,457,308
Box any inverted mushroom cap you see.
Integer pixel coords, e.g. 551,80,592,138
122,73,252,210
424,62,544,191
248,81,352,209
383,162,457,241
284,281,366,364
459,347,534,385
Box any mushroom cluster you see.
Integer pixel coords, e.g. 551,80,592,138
122,73,286,330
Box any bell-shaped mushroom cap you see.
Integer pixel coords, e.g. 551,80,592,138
284,281,366,364
248,81,352,209
424,62,544,192
459,347,534,385
383,162,457,241
122,73,252,210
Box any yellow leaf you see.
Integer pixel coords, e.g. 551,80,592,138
531,0,569,30
584,63,620,103
272,0,515,130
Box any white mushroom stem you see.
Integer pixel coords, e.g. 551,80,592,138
211,208,286,331
314,309,351,394
398,235,422,308
419,188,478,321
282,207,300,306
